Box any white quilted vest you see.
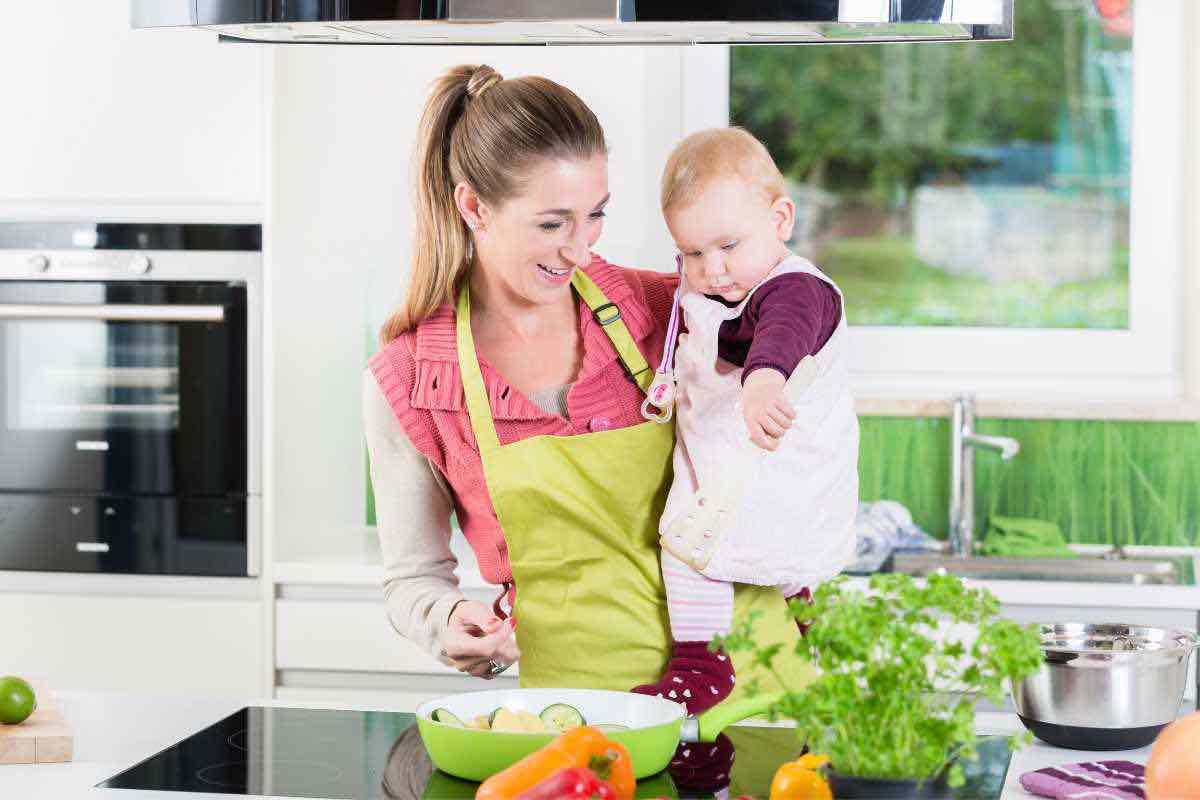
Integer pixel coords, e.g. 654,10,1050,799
659,255,859,587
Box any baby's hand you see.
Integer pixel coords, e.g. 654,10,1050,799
741,368,795,451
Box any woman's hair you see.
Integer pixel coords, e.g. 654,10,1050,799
660,127,787,213
379,64,607,344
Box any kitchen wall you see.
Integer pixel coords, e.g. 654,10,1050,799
0,0,262,208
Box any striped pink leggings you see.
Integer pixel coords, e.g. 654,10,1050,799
661,551,808,642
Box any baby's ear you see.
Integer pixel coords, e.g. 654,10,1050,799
771,195,797,242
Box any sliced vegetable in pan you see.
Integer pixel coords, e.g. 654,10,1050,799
431,701,590,733
539,703,585,732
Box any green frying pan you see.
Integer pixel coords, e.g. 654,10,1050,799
415,687,781,782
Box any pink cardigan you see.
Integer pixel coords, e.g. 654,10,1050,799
368,256,677,592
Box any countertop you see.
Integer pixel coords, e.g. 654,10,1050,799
0,689,1161,799
274,532,1200,609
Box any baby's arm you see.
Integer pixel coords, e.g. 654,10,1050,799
742,368,793,450
739,273,841,450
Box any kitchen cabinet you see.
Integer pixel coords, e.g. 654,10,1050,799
1,1,262,207
0,585,263,695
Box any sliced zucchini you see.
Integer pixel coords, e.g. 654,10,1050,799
539,703,586,732
431,708,464,727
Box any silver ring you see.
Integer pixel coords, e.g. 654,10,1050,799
486,659,509,677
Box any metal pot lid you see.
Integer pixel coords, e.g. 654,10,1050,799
1037,623,1200,655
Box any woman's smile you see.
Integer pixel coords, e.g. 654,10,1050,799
537,263,573,283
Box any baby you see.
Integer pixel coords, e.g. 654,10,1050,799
632,128,860,715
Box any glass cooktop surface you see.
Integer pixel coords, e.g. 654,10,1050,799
98,706,1012,799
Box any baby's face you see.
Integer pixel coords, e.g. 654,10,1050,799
665,175,794,303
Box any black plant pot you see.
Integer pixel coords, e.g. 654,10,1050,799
826,767,951,799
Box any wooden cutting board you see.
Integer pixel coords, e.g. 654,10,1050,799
0,682,73,764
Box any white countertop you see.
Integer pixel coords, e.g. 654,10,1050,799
0,690,1150,799
274,532,1200,609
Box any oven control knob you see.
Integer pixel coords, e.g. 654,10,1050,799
129,255,152,274
28,254,49,272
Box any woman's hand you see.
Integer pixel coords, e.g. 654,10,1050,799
741,368,795,451
440,599,520,678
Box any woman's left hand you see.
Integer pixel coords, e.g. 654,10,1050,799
440,600,520,678
741,368,795,451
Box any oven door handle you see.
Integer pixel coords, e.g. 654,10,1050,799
0,304,225,322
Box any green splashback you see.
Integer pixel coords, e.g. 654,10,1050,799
861,416,1200,547
368,415,1200,546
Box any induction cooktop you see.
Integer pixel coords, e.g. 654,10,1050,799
97,706,1013,799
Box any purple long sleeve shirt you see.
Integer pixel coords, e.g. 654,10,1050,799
707,272,842,383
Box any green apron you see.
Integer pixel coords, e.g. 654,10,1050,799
455,271,813,699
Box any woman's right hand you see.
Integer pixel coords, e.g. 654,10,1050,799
439,599,520,678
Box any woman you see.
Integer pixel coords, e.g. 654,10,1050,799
363,64,810,702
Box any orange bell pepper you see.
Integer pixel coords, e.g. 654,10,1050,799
476,726,635,800
588,737,634,800
769,754,832,800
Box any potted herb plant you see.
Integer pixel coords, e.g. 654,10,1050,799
717,573,1043,797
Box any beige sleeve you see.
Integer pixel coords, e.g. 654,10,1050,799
362,369,464,666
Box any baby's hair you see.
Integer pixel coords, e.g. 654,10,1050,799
660,127,787,212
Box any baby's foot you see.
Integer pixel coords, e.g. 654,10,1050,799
631,641,735,715
667,732,735,794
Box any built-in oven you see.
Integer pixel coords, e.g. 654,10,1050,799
0,222,261,577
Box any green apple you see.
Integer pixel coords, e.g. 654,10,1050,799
0,676,37,724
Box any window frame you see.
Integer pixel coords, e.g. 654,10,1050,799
680,0,1191,407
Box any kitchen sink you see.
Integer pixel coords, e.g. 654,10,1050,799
890,551,1183,585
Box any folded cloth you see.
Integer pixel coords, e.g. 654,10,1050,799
981,515,1077,558
1019,760,1145,799
845,500,941,573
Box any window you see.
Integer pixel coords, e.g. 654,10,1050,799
684,0,1188,401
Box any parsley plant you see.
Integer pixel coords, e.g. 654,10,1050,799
715,573,1043,786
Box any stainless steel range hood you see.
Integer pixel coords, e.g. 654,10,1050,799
131,1,1013,46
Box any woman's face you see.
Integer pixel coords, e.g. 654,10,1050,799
465,154,610,307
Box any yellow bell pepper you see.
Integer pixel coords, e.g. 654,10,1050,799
769,754,832,800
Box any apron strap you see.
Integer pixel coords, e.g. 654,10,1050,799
570,269,654,394
455,281,503,453
455,269,654,453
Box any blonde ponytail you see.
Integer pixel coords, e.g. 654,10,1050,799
379,64,607,344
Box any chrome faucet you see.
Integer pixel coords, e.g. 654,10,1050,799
949,395,1020,557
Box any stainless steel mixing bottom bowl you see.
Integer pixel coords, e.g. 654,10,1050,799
1011,623,1199,750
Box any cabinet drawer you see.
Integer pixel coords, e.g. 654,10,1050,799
0,592,262,694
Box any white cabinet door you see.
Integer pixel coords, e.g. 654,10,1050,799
0,591,263,695
1,1,262,205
